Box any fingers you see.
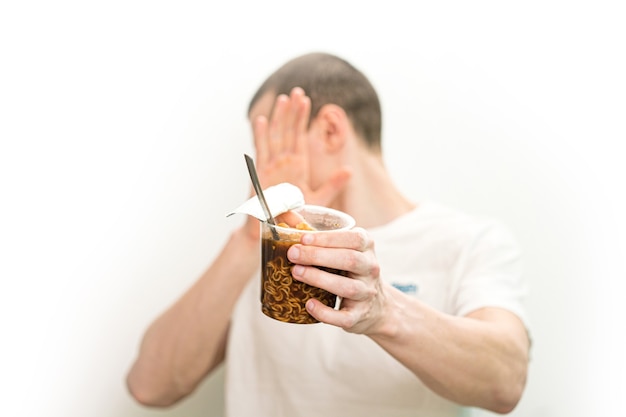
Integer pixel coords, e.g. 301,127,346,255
282,88,308,153
268,94,288,156
292,268,376,332
288,228,384,334
291,264,374,301
287,228,378,276
289,245,379,278
293,90,311,155
306,298,360,330
300,227,372,251
257,87,311,161
253,115,269,165
274,210,307,228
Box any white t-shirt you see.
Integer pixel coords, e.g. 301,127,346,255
224,201,529,417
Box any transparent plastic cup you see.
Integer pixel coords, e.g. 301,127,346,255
260,205,355,324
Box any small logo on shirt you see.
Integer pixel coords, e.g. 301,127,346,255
392,283,418,295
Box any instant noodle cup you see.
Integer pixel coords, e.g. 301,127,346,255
261,205,355,324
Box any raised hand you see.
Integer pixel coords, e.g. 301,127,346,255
251,87,351,206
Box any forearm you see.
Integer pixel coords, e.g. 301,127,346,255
126,227,259,406
370,286,529,414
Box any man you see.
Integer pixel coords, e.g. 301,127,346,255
127,52,530,416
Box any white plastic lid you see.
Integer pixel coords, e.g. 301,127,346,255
226,182,305,221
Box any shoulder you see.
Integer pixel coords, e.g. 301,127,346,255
370,200,511,244
369,202,523,274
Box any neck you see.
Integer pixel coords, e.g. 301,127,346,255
330,144,416,229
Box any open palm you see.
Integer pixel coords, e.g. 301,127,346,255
251,87,350,207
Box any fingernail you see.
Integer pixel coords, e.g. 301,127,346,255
289,245,300,260
301,234,314,245
306,299,315,312
292,265,304,277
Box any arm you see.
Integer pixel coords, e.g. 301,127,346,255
127,87,350,407
288,228,530,414
371,292,529,413
126,226,259,407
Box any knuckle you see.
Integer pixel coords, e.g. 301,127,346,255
340,313,357,330
342,283,360,300
352,228,371,251
336,276,355,298
344,252,359,271
366,285,378,299
368,260,380,278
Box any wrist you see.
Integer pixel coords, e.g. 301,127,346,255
232,222,261,249
368,284,408,341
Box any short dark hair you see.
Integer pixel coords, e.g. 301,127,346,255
248,52,382,152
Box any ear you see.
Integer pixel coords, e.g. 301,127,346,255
315,104,349,154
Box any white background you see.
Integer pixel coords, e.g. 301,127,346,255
1,1,624,416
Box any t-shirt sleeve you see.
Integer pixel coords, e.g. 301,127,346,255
451,219,531,331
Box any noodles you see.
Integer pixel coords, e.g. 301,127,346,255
261,254,337,323
276,221,315,231
260,207,350,324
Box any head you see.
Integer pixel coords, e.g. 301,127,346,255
248,52,382,153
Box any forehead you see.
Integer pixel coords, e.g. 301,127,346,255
248,92,276,122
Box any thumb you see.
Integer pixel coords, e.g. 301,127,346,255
309,166,352,206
